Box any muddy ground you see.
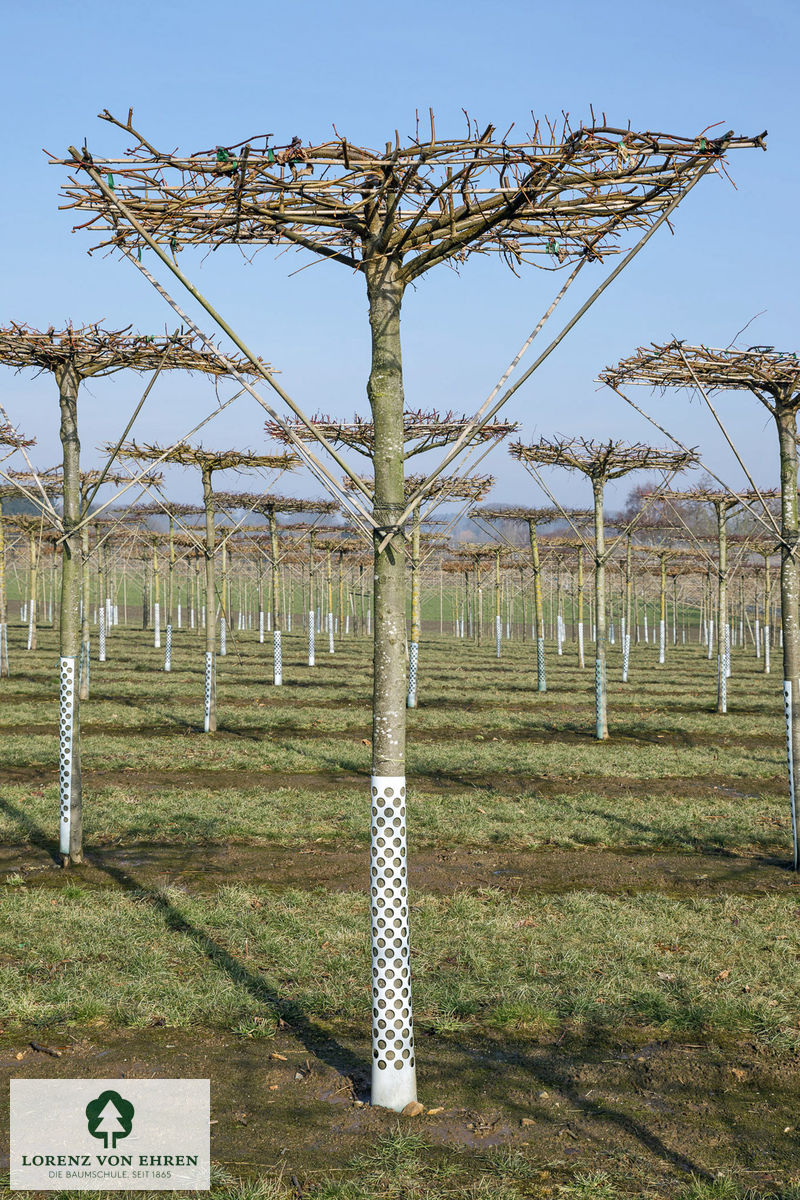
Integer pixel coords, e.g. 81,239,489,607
2,842,799,898
1,1022,797,1191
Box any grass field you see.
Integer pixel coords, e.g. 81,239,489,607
1,617,799,1199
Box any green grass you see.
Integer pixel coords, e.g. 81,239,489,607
1,619,798,1195
2,884,799,1043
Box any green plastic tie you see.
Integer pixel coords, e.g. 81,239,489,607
267,148,275,165
107,173,115,191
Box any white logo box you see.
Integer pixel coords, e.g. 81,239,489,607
10,1079,210,1190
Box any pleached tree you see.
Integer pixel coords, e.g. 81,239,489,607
116,445,297,730
59,109,764,1108
0,324,255,864
601,341,800,867
511,438,698,739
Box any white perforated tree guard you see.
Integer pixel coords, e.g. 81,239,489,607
58,656,78,857
622,633,631,683
495,614,501,658
273,629,283,686
177,603,182,629
784,682,799,870
594,657,605,740
267,611,272,632
659,619,665,665
190,606,196,630
308,610,315,666
707,618,714,660
220,616,227,655
164,624,172,672
328,611,335,654
0,623,8,675
725,624,732,679
536,637,546,692
718,654,727,714
765,626,771,674
26,605,34,650
259,611,264,643
154,602,161,649
407,642,419,709
204,651,215,733
98,607,106,662
609,621,615,645
578,622,584,669
370,775,416,1111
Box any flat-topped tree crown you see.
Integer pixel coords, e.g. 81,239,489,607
0,322,267,382
59,113,764,283
599,341,800,403
510,436,699,480
214,491,338,518
0,421,35,449
116,441,298,474
343,472,494,505
471,503,593,524
266,413,516,458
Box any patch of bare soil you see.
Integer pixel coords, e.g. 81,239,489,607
2,843,797,897
0,1025,797,1190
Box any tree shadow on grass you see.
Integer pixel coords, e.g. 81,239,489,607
0,793,371,1096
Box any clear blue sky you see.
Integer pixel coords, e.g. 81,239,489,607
0,0,796,511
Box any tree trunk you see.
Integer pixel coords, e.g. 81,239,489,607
0,499,7,677
577,548,585,669
593,477,608,740
776,401,800,869
165,516,174,670
527,520,546,691
27,529,38,651
202,465,217,732
716,505,728,714
365,259,416,1111
57,365,83,865
407,507,421,707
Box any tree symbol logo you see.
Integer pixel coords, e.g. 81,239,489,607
85,1090,135,1149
